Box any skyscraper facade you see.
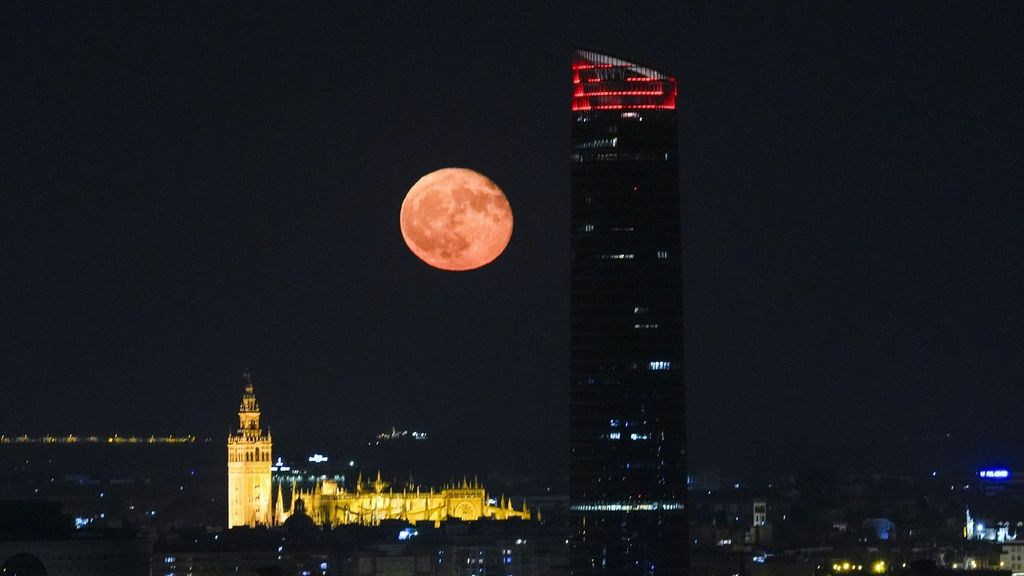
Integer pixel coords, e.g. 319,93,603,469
570,49,687,574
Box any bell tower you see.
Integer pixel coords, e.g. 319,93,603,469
227,373,272,527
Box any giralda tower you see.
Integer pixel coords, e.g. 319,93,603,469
227,373,272,527
570,49,687,574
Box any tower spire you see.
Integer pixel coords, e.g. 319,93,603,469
275,479,285,525
237,374,262,434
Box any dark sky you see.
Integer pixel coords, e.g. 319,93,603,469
2,2,1022,478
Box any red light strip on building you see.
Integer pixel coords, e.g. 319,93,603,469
571,56,676,111
576,104,676,111
574,90,666,97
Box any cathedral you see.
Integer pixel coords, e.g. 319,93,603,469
227,377,532,528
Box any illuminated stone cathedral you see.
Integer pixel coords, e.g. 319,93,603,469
275,472,532,527
227,378,531,528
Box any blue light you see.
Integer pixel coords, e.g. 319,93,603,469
978,468,1010,479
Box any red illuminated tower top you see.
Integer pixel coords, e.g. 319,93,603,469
572,48,677,111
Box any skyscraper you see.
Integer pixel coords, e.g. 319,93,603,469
227,373,272,527
570,49,687,574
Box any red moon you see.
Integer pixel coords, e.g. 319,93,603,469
400,168,513,271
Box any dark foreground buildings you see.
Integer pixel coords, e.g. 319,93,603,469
570,49,687,574
0,500,151,575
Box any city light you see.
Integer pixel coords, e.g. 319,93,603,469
374,427,429,443
978,469,1010,479
570,501,685,512
0,434,199,444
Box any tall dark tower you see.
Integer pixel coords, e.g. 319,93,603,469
570,49,687,575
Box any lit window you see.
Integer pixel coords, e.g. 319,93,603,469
648,361,671,371
583,224,595,232
657,250,669,259
573,137,618,150
599,254,634,260
609,432,621,440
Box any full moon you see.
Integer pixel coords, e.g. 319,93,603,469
400,168,513,271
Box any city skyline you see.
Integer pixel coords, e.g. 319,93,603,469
2,2,1023,479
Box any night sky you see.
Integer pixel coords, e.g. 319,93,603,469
2,3,1022,477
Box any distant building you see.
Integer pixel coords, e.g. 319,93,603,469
227,374,272,527
569,48,686,574
157,518,567,576
1000,542,1024,575
0,539,152,576
281,472,532,527
227,378,532,529
754,499,767,527
0,500,151,576
155,528,321,576
747,499,774,545
967,507,1018,543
